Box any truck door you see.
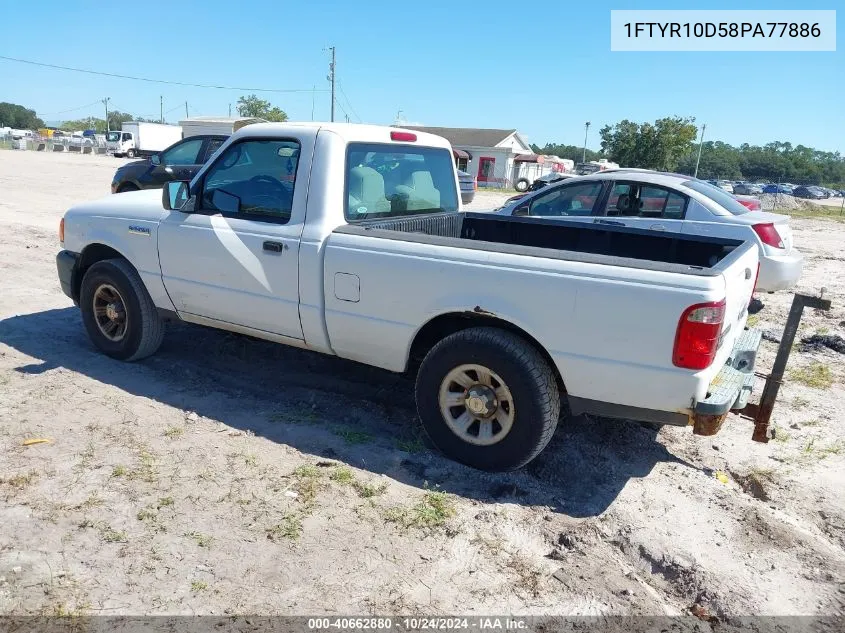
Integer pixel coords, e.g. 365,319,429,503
157,133,313,341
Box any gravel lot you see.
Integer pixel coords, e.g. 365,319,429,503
1,150,844,622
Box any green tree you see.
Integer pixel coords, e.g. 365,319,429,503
0,102,45,129
236,94,287,122
530,142,603,163
62,117,106,132
599,117,698,171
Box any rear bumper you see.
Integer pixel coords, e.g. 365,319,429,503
694,327,762,419
757,248,804,292
56,250,79,302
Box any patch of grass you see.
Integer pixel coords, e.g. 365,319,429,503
269,405,320,425
816,327,830,335
355,482,387,498
77,442,96,471
158,496,174,508
790,362,833,389
792,396,810,408
746,314,760,328
785,206,845,223
385,489,455,530
77,492,103,510
190,580,209,592
395,436,426,454
128,449,158,484
293,465,321,479
137,507,157,522
163,425,184,439
802,438,844,460
185,531,213,548
2,470,38,489
773,427,790,443
112,465,127,478
334,427,374,445
330,466,355,485
50,601,91,617
266,513,303,541
99,525,128,543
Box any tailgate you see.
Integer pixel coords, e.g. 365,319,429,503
718,243,759,357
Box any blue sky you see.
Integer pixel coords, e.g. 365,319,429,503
1,0,841,152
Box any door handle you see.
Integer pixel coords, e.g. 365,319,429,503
594,219,624,226
649,224,666,231
263,241,286,253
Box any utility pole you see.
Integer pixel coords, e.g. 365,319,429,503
326,46,336,122
582,121,591,163
228,103,232,117
694,123,707,178
185,102,189,118
103,97,110,132
160,96,163,124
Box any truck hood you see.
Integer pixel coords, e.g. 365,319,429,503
65,189,167,223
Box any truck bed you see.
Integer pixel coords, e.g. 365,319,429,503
335,212,747,277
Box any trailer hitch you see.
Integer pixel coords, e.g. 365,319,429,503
739,291,832,442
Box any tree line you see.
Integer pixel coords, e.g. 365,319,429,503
533,116,845,187
1,94,287,135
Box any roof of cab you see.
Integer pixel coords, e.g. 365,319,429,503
230,122,453,149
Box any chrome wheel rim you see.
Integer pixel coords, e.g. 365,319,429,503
93,283,128,342
438,364,515,446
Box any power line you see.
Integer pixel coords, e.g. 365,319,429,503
37,99,104,117
338,82,362,122
0,55,331,94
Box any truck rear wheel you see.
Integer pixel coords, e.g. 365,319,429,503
79,259,164,361
415,327,560,471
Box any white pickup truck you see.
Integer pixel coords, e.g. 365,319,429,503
56,123,761,471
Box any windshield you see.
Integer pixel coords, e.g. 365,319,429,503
106,131,120,142
345,143,459,221
683,180,750,215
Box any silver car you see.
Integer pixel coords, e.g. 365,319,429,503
493,169,803,292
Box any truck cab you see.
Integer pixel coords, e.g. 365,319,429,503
106,131,135,158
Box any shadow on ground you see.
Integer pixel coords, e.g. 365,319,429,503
0,307,701,518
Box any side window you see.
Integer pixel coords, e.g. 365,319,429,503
529,182,603,217
607,183,635,216
161,138,204,166
201,138,226,163
201,139,300,223
640,186,687,219
122,133,132,142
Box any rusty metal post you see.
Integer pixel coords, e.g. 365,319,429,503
742,292,831,442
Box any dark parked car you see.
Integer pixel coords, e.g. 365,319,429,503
792,185,827,199
762,183,794,194
111,135,228,193
457,170,476,205
733,182,763,195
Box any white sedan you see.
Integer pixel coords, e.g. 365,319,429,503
491,169,803,292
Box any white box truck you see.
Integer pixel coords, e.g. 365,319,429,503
106,122,183,158
179,117,265,139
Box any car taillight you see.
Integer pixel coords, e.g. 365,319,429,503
390,131,417,142
59,218,65,243
752,223,784,249
738,198,761,211
673,300,726,370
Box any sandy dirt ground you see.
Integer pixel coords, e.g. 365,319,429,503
1,150,844,623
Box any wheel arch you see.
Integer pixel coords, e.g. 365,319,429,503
407,311,567,399
73,243,131,301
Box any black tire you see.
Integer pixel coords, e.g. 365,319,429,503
514,177,530,192
126,149,136,159
79,258,164,361
415,327,560,472
117,183,139,193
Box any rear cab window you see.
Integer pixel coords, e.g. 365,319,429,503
683,180,750,216
345,143,459,221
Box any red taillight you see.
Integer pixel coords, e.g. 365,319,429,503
752,223,784,249
673,300,726,370
59,218,65,243
738,198,761,211
390,131,417,142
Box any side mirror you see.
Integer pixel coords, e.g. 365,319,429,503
150,154,161,166
163,181,190,211
513,204,529,217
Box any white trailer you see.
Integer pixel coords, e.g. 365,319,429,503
106,122,182,158
179,117,265,139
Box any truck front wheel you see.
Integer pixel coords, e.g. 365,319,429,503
79,259,164,361
126,149,136,159
415,327,560,471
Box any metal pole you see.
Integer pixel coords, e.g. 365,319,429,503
228,103,232,117
693,123,706,178
582,121,590,163
185,102,189,118
103,97,110,132
329,46,336,122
